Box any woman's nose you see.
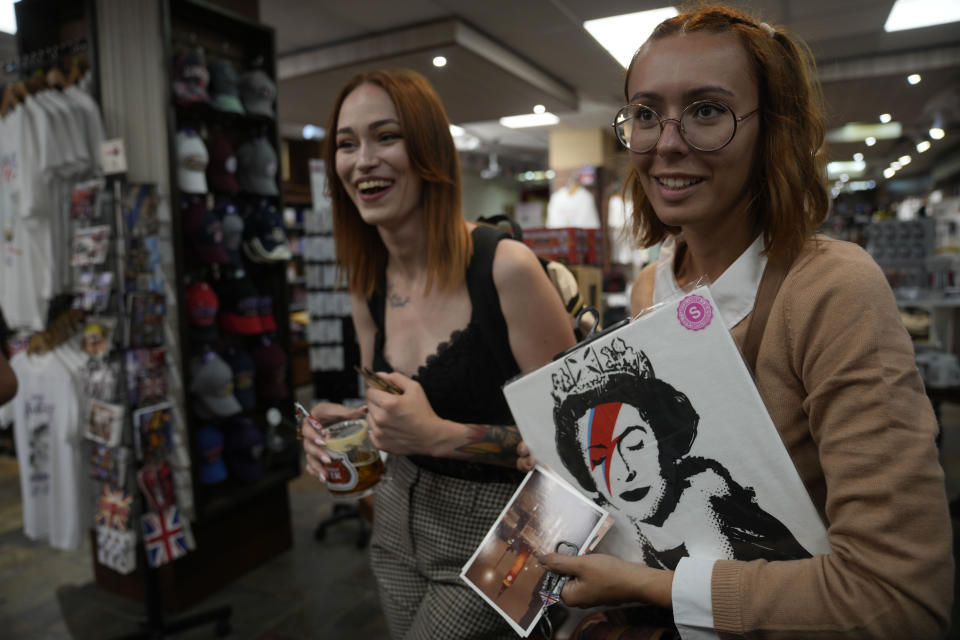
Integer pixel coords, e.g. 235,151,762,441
656,118,689,154
357,143,379,169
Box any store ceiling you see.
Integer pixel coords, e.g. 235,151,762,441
260,0,960,188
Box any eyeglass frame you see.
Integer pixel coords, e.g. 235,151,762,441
612,99,759,153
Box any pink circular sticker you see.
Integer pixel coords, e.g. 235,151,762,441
677,294,713,331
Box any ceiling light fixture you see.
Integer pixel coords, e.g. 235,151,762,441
853,152,864,162
301,124,324,140
499,112,560,128
908,73,922,85
583,7,679,67
891,161,902,170
826,122,901,144
865,137,877,146
884,0,960,32
879,113,892,123
930,127,945,140
432,55,447,68
0,1,14,34
883,167,896,179
533,104,546,114
827,160,866,179
899,155,912,165
917,140,932,152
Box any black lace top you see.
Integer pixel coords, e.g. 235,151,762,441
368,225,525,483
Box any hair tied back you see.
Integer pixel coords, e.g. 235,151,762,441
759,22,776,38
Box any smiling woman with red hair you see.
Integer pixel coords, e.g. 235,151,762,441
301,68,575,638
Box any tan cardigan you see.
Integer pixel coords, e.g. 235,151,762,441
634,234,953,638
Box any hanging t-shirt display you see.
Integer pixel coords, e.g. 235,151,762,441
5,350,87,550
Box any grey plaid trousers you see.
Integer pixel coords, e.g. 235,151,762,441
371,454,522,639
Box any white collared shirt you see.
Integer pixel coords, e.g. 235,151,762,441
653,232,766,639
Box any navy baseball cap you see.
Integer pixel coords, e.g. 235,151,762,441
243,201,292,263
225,416,265,484
223,347,256,410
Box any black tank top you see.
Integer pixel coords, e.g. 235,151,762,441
368,225,525,483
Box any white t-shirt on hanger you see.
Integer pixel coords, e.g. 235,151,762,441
8,351,85,550
546,184,600,229
0,103,51,329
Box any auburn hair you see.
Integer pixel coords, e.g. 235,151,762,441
323,68,471,297
624,3,829,263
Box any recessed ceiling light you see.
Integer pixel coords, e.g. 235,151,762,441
917,140,932,152
891,161,902,170
879,113,892,123
432,56,447,68
930,127,945,140
584,7,679,67
884,0,960,32
827,160,866,179
499,112,560,128
826,122,901,144
853,152,864,162
533,104,546,114
899,155,912,165
301,124,324,140
883,167,896,179
865,137,877,146
0,1,14,34
908,73,922,85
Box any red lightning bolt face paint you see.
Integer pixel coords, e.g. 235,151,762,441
588,402,623,495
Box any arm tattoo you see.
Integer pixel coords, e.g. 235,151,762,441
387,283,411,308
456,424,522,466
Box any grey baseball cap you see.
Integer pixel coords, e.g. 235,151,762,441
237,137,279,196
239,69,276,118
209,59,244,115
189,351,242,417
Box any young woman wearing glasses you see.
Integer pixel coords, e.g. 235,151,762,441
529,4,953,638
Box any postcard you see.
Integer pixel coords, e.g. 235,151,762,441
460,465,613,637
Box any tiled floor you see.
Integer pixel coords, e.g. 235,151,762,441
2,404,960,640
0,456,388,639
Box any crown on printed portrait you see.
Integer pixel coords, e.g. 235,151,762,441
551,337,654,401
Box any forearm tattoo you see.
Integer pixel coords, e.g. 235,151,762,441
456,424,522,466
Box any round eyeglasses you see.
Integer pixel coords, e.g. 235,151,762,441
612,99,758,153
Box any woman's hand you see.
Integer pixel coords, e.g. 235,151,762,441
516,441,536,472
364,371,445,456
301,402,366,482
537,552,673,609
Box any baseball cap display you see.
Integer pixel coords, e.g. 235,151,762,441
189,350,242,418
217,276,265,335
239,69,276,118
208,58,244,114
252,338,289,400
225,417,265,483
219,203,244,264
236,137,278,196
223,347,256,410
183,198,230,264
206,133,240,194
176,129,209,194
185,281,219,328
196,425,228,484
243,201,292,263
172,47,210,106
257,291,277,332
